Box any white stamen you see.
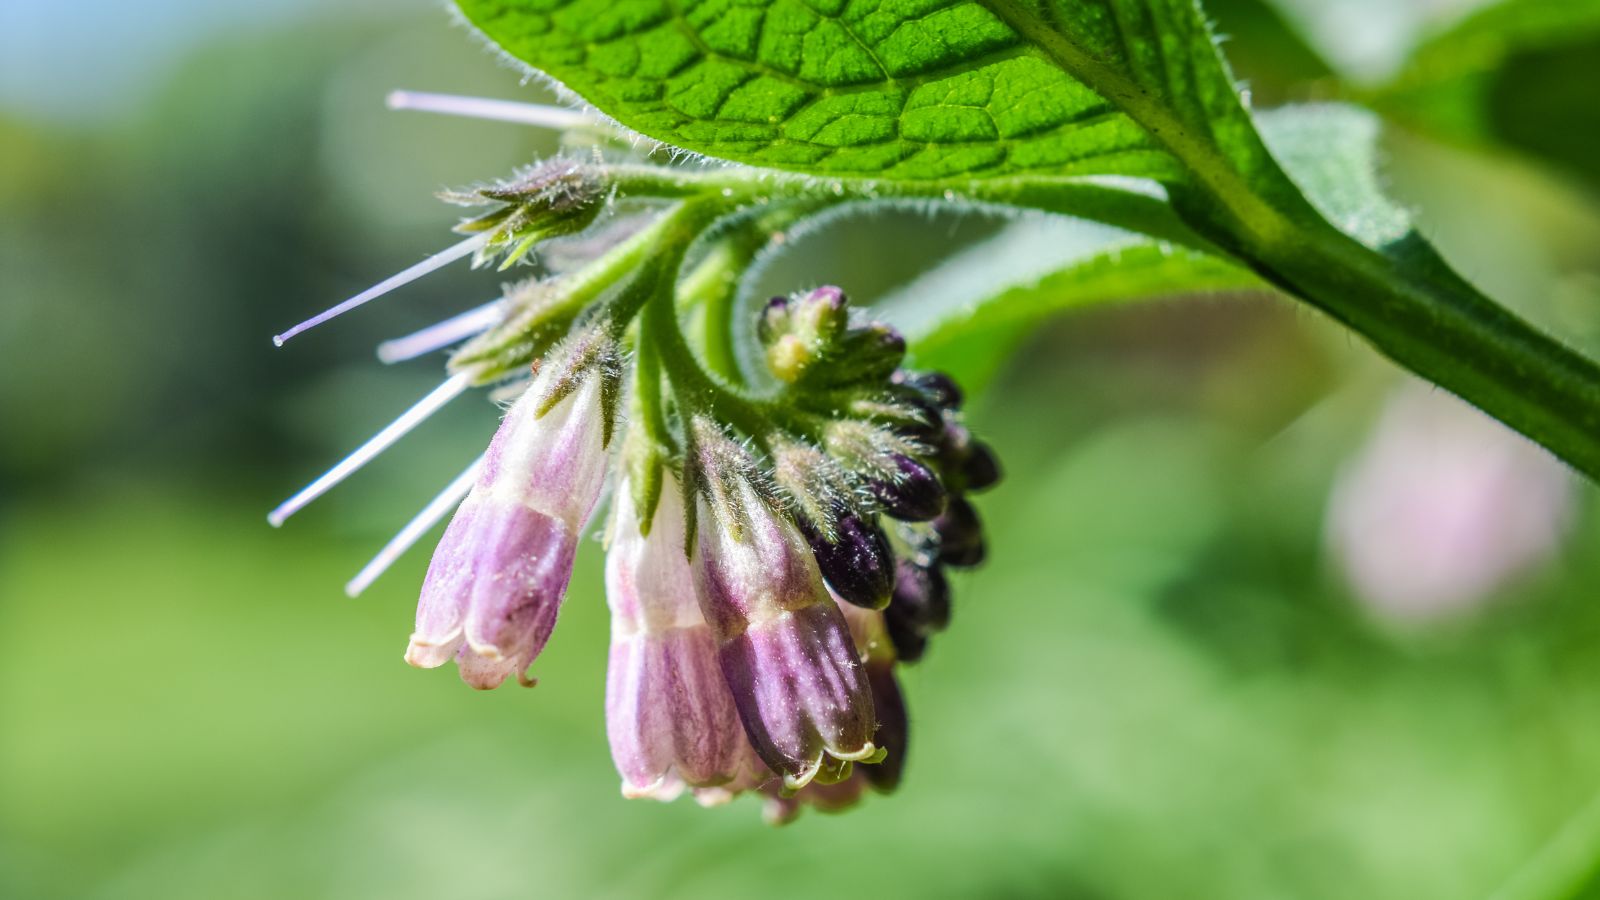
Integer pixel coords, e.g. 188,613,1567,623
345,456,484,597
377,299,504,364
272,235,487,346
268,373,473,527
386,90,596,131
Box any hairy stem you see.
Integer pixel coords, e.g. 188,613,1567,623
1257,224,1600,477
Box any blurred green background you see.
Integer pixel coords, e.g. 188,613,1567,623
6,1,1600,897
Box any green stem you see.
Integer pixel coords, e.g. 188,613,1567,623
680,238,750,384
604,164,1215,253
1254,223,1600,478
647,275,774,440
970,0,1600,478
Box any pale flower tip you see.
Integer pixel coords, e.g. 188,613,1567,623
404,641,453,671
692,787,737,808
271,334,287,348
622,777,685,803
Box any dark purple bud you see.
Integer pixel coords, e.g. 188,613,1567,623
892,390,947,445
934,496,986,568
961,440,1002,493
861,663,908,793
870,455,946,522
799,512,895,610
885,610,929,663
898,370,964,410
890,558,951,633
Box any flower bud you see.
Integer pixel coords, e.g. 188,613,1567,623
896,370,964,410
691,470,878,789
451,160,606,269
861,663,908,793
961,440,1002,493
606,476,747,798
885,612,929,663
800,323,905,389
759,287,848,383
889,559,952,633
406,366,609,689
798,510,895,610
870,454,946,522
933,496,986,568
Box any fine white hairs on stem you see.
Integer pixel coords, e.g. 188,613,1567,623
386,90,597,131
378,299,504,364
272,234,488,347
267,372,474,527
345,455,484,597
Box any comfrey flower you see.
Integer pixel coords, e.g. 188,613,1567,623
266,92,1001,821
406,348,612,688
1327,382,1574,623
605,471,748,799
688,421,880,789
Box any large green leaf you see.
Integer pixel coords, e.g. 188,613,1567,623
455,0,1284,193
875,104,1384,388
455,0,1600,482
1370,0,1600,189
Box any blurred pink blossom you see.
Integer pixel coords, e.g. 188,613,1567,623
1326,383,1576,622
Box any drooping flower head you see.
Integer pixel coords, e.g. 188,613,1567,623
265,90,1002,821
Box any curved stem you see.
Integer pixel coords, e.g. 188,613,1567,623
647,273,774,441
1251,223,1600,479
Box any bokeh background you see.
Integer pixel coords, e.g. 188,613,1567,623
6,1,1600,897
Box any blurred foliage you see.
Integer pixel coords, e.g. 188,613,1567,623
1367,0,1600,194
4,1,1600,898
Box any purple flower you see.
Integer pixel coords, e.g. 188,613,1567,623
1327,383,1575,623
605,475,749,799
405,368,610,688
691,473,878,790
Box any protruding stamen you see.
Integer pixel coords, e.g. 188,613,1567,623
272,235,487,346
268,372,473,527
386,90,596,131
378,299,504,364
345,456,484,597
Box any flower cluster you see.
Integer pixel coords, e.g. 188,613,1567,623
269,135,999,820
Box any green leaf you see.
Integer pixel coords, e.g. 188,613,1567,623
1370,0,1600,189
874,105,1383,390
457,0,1600,482
455,0,1280,190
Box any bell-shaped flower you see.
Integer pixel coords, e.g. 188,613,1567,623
406,362,610,688
605,474,749,799
689,431,878,790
